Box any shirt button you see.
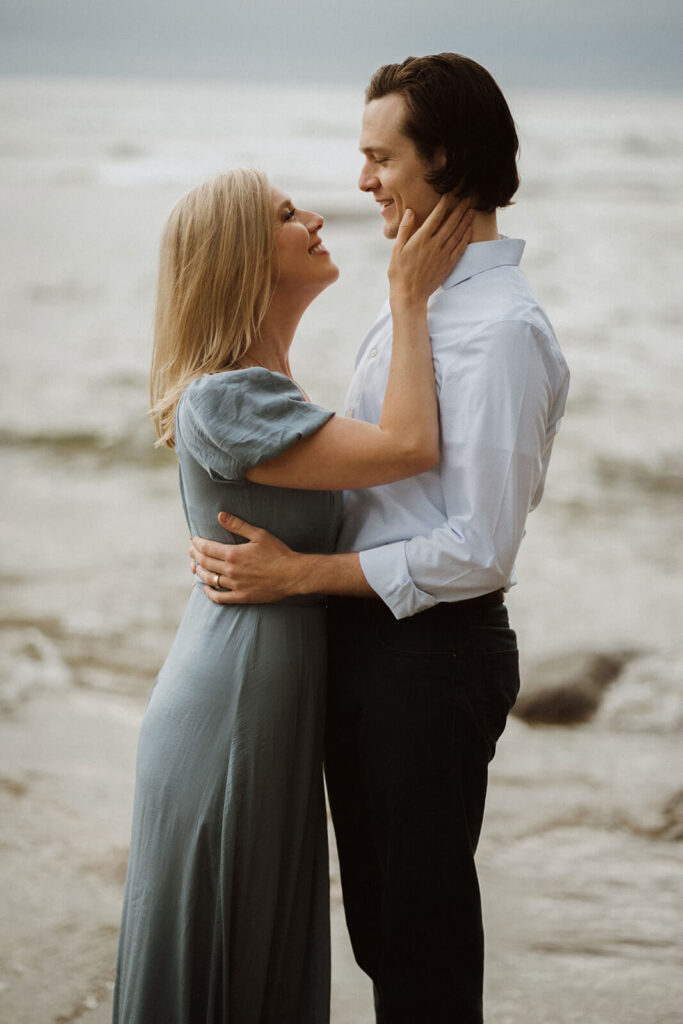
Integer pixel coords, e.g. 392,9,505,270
369,348,378,358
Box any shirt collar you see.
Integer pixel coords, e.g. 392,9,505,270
442,236,525,289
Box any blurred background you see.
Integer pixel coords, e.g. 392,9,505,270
1,2,682,1022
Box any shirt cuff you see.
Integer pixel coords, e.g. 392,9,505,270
359,542,439,620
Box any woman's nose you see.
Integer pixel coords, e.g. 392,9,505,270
306,210,324,231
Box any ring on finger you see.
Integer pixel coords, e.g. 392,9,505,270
213,572,220,588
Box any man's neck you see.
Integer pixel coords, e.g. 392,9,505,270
470,209,499,243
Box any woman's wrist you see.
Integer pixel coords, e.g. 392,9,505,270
389,290,429,315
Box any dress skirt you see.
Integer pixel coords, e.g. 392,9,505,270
112,591,330,1024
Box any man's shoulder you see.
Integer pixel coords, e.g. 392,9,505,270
431,265,557,349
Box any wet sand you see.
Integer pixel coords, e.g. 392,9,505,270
2,672,681,1024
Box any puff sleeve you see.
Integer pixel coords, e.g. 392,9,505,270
176,368,335,481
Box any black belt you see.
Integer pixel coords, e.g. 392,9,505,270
407,588,505,623
455,588,505,610
335,588,505,620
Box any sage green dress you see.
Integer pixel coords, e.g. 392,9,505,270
113,369,342,1024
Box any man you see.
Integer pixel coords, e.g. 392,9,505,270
191,54,569,1023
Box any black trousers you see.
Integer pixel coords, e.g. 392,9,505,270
325,595,520,1024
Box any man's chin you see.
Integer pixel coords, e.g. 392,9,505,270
383,220,399,240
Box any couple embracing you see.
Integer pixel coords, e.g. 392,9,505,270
113,53,569,1024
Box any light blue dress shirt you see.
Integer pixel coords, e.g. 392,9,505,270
337,238,570,620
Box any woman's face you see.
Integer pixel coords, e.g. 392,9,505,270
271,187,339,293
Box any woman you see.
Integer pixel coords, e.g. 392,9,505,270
113,167,472,1024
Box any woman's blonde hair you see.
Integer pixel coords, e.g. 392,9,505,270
150,167,274,447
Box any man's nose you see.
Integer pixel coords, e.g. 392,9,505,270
358,164,379,192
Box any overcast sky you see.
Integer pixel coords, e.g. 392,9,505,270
2,0,682,93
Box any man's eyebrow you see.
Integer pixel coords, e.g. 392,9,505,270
359,145,389,155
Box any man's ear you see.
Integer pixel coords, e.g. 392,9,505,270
432,146,447,171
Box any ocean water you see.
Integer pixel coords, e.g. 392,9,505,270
0,77,682,1021
1,77,681,657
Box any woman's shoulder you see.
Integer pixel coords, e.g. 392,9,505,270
175,366,331,479
183,367,302,404
178,368,309,439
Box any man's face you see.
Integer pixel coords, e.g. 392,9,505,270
358,92,444,239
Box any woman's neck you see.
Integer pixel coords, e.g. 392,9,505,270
244,287,311,376
240,348,292,376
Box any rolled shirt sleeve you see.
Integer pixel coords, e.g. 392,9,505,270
360,319,562,619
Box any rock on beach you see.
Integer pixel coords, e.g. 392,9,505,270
513,649,641,725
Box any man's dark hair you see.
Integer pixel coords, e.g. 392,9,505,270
366,53,519,213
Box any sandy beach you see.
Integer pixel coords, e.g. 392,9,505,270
2,651,681,1023
1,79,682,1022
